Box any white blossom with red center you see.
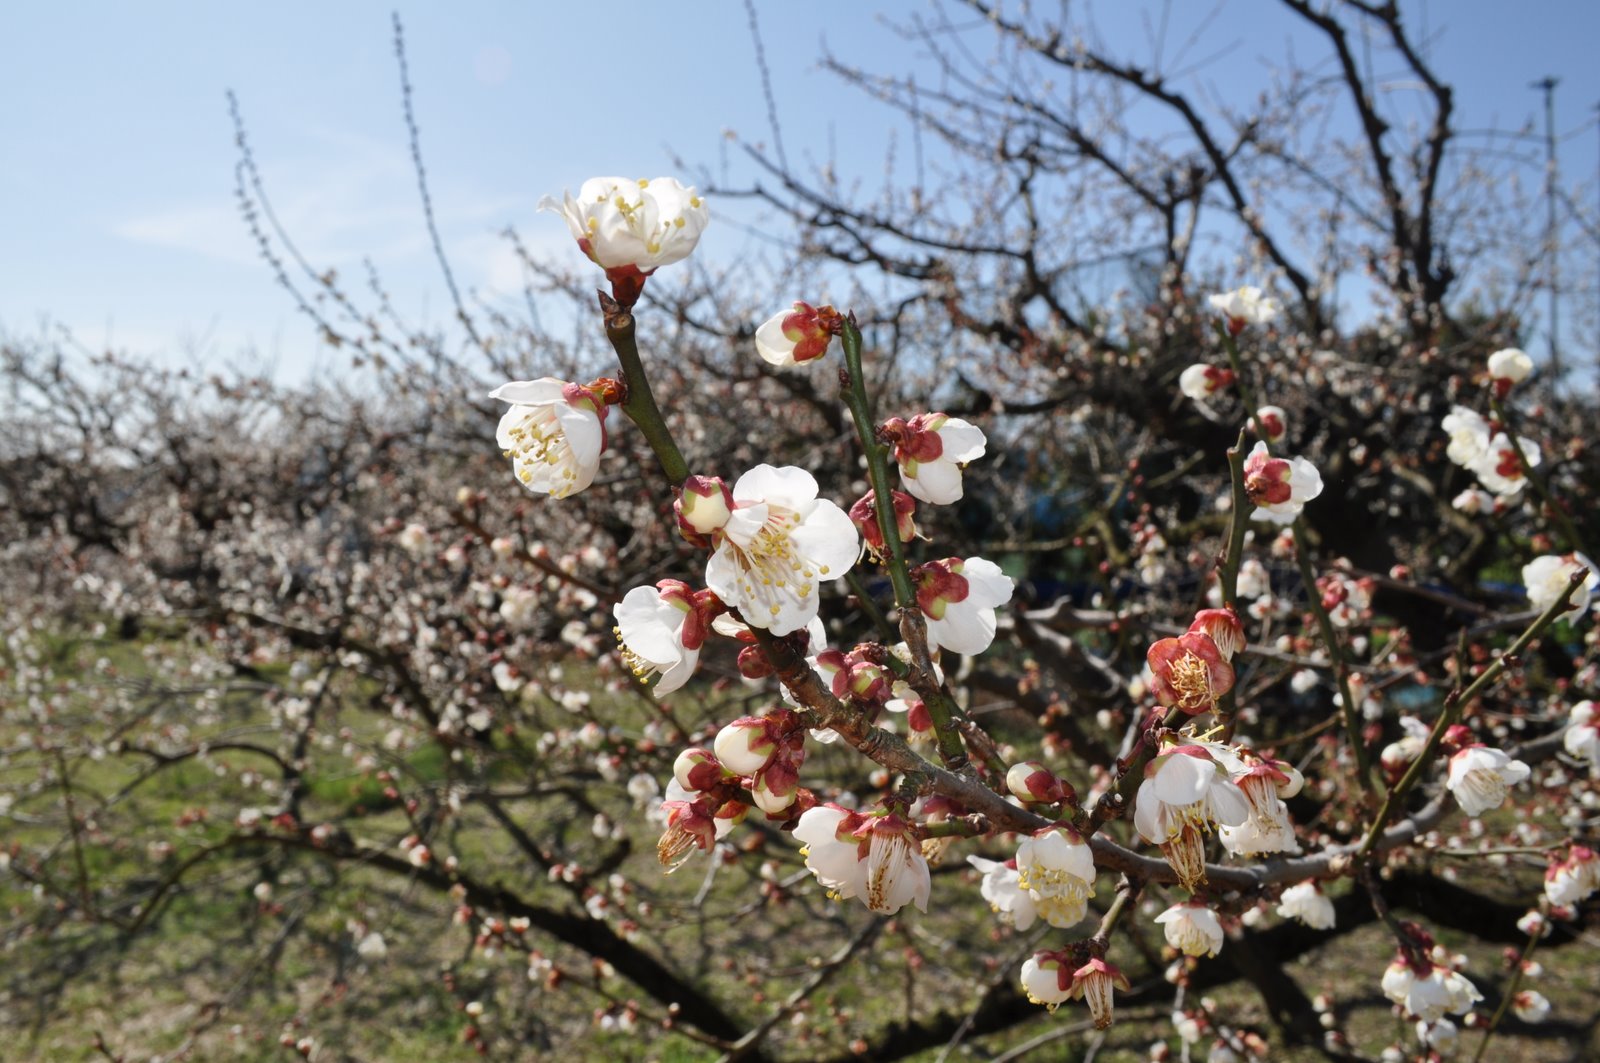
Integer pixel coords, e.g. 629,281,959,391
1523,553,1595,622
1014,827,1097,928
540,176,708,303
1134,745,1251,889
702,464,859,636
1179,363,1235,401
792,805,929,914
966,856,1038,930
1070,957,1131,1028
1253,405,1287,444
1471,431,1540,497
880,413,988,505
612,580,723,696
1565,700,1600,772
490,379,608,499
1208,285,1281,333
1242,441,1322,524
755,302,837,367
1019,949,1075,1009
1155,902,1225,957
1486,346,1533,394
913,556,1015,655
1147,631,1235,714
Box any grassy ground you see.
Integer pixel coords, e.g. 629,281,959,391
2,621,1594,1062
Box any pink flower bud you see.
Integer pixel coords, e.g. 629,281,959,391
672,747,723,792
713,716,777,776
675,475,733,545
1005,761,1069,804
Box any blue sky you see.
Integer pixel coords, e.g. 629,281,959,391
4,2,1599,381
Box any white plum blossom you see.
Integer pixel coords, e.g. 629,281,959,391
1445,745,1530,816
1179,363,1234,401
540,176,708,275
882,413,988,505
1486,347,1533,387
1472,432,1540,498
491,378,608,499
397,523,430,556
913,556,1015,655
703,465,859,636
1380,960,1482,1023
613,580,720,696
1452,487,1496,515
1441,406,1491,468
1242,441,1322,524
1134,745,1251,889
966,856,1038,930
1154,902,1225,957
1564,700,1600,772
1209,285,1281,329
1014,828,1096,929
1019,951,1075,1009
1522,553,1596,622
1276,881,1335,929
755,302,835,367
1544,845,1600,907
792,806,930,915
1512,990,1550,1024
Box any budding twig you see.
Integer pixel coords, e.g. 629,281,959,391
599,293,689,486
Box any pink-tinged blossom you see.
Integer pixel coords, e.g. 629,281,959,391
755,302,837,367
1179,363,1235,401
713,716,782,776
913,556,1015,655
1253,405,1287,444
672,748,723,793
1155,902,1225,957
1188,608,1245,661
1544,845,1600,907
675,475,734,545
1445,744,1530,816
1147,632,1235,714
966,856,1038,931
1005,761,1070,804
1208,286,1281,333
656,798,719,870
613,580,722,696
1014,828,1097,928
703,464,859,636
1276,881,1335,929
1242,441,1322,524
540,176,708,303
491,379,608,499
848,489,918,562
1451,487,1496,515
881,413,988,505
1512,990,1550,1024
1522,553,1595,622
1070,957,1131,1029
1020,950,1075,1009
1471,432,1540,498
1565,700,1600,772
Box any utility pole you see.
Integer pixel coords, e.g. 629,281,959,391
1531,76,1561,380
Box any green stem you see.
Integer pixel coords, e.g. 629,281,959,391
601,296,688,486
1217,323,1262,424
1292,518,1377,800
1217,429,1251,614
1356,568,1590,858
838,316,969,773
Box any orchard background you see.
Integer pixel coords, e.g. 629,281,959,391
4,3,1600,1061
